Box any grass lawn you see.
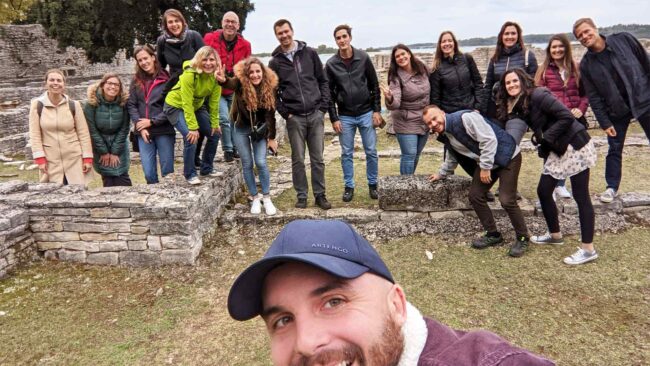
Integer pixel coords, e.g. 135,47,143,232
0,227,648,365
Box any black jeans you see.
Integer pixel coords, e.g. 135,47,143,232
605,113,650,190
101,173,133,187
537,169,594,243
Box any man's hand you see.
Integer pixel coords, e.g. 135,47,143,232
187,130,200,144
136,118,152,131
372,112,383,127
332,120,342,134
480,169,492,184
571,108,583,119
267,138,278,153
429,174,443,182
211,127,221,137
604,126,617,137
140,129,151,144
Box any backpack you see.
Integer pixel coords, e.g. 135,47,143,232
37,100,75,118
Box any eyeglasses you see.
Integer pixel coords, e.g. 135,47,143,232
224,20,239,25
104,81,121,88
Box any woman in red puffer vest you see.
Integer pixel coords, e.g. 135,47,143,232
535,33,589,199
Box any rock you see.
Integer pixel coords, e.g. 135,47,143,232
618,192,650,208
378,175,472,212
119,251,161,266
87,252,119,265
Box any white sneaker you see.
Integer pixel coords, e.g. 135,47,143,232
187,176,201,185
207,170,223,177
531,233,564,245
250,194,262,214
563,247,598,265
555,186,572,199
262,195,277,216
600,188,617,203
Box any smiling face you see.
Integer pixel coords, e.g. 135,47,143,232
575,23,598,49
549,39,565,62
504,72,522,97
502,25,519,48
165,15,184,37
135,49,155,75
334,29,351,53
45,71,65,96
440,33,455,57
201,54,218,73
102,77,121,100
262,263,406,366
222,12,240,39
248,63,264,86
394,48,411,69
424,107,446,134
275,23,294,49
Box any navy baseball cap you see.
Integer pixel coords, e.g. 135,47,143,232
228,219,394,321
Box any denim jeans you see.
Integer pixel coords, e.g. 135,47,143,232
137,134,175,184
174,107,219,179
339,111,378,188
233,126,270,196
286,110,326,199
396,132,428,175
219,94,235,153
605,113,650,190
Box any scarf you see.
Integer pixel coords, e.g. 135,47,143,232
164,28,188,44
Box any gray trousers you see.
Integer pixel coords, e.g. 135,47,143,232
505,118,528,145
286,110,326,199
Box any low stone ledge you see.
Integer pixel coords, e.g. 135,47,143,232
378,175,473,212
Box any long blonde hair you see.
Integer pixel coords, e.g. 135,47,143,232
188,46,221,73
234,58,278,111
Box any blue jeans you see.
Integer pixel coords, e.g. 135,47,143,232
174,107,219,179
339,111,378,188
137,134,175,184
233,126,270,196
219,94,235,153
605,113,650,190
396,132,428,175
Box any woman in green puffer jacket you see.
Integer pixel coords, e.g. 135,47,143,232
83,73,132,187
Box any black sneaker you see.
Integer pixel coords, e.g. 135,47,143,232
368,184,378,200
315,194,332,210
486,191,495,202
295,198,307,209
233,150,240,159
224,151,234,163
342,187,354,202
508,236,529,257
472,232,504,249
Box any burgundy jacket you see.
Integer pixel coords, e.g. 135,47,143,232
417,317,555,366
536,62,589,114
203,30,252,96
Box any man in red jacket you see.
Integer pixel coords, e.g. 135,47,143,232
204,11,252,162
228,220,555,366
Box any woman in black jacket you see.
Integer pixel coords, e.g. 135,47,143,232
429,31,485,113
155,9,205,76
127,44,176,184
496,68,598,265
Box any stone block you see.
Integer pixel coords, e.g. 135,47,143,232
58,249,87,263
130,226,149,234
62,222,110,233
429,211,464,220
149,221,194,235
378,175,472,212
0,218,9,232
127,240,148,251
87,252,119,265
118,234,147,241
160,235,193,249
37,241,64,251
161,246,200,265
147,236,162,251
80,233,118,241
166,206,192,220
50,208,91,216
618,192,650,208
407,211,429,219
130,207,167,219
90,207,131,218
33,232,80,242
0,180,28,195
30,215,71,222
119,251,161,266
44,250,58,260
98,241,128,252
30,221,64,232
379,210,408,221
110,194,149,208
63,241,99,252
325,208,379,223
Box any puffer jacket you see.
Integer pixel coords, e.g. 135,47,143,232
269,40,330,119
580,32,650,129
386,68,430,135
156,29,205,75
164,60,222,130
220,62,279,139
484,44,538,116
203,30,252,96
126,70,175,137
536,62,588,114
429,53,485,113
83,84,131,176
325,47,381,121
520,88,590,156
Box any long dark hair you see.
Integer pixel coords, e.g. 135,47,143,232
432,31,462,71
534,34,579,87
387,44,428,83
495,68,535,121
132,44,160,90
491,21,526,63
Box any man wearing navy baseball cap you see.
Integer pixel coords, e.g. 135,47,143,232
228,220,555,366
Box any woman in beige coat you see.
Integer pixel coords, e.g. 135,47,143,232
29,69,93,185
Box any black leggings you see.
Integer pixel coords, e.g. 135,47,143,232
537,169,594,243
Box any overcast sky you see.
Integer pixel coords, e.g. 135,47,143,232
241,0,649,53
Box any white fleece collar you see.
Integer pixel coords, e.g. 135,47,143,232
397,302,428,366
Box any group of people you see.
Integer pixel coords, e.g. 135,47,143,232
28,12,650,264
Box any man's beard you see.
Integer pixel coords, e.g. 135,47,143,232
291,316,405,366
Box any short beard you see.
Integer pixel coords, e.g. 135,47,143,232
292,316,404,366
